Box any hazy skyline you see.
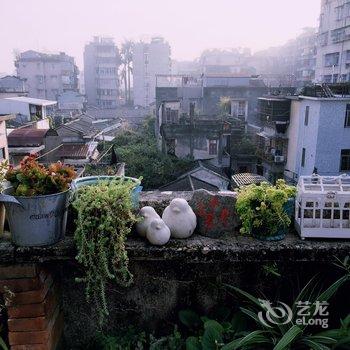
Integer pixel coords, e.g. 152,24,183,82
0,0,320,74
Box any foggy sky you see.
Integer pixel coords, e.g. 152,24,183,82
0,0,320,74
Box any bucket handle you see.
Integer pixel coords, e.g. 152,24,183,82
0,194,24,209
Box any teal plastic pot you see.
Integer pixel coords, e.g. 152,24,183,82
252,198,295,241
71,176,142,208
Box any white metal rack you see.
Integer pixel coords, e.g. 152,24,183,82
295,174,350,239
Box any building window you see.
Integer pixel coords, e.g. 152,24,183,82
324,52,340,67
345,104,350,127
209,139,218,156
323,75,332,83
167,139,176,155
301,148,306,167
304,106,309,126
341,149,350,171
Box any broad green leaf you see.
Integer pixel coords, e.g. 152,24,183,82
273,325,302,350
179,309,201,329
202,320,224,350
186,336,201,350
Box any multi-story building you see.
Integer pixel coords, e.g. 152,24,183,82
256,96,291,183
0,76,27,99
155,74,263,172
285,91,350,181
133,37,171,107
253,28,317,87
256,84,350,183
84,36,121,109
155,74,267,127
316,0,350,83
15,50,78,100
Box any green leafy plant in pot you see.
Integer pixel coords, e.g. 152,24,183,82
73,178,137,325
0,155,76,246
236,179,296,241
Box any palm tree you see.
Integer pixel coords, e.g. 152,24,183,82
120,40,134,105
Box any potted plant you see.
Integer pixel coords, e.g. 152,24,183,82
73,178,137,325
0,155,76,246
236,179,296,241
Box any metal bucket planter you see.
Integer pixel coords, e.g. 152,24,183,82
0,188,70,247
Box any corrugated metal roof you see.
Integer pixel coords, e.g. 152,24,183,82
8,128,55,147
57,144,89,159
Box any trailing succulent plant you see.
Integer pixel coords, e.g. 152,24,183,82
236,179,296,237
73,179,137,325
5,155,76,196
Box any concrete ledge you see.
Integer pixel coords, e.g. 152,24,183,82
0,233,348,265
0,190,349,264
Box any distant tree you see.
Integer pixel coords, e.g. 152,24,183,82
120,40,134,105
112,116,193,189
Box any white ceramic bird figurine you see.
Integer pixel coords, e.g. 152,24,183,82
162,198,197,239
136,206,160,237
146,218,171,246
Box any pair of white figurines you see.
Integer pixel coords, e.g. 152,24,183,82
136,198,197,245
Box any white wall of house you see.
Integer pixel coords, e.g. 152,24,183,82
285,96,350,180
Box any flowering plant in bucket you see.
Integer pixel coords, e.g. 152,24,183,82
236,179,296,240
0,155,77,246
5,155,76,196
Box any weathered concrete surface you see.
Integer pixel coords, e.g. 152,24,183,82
1,230,350,264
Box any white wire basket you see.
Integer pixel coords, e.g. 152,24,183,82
295,174,350,239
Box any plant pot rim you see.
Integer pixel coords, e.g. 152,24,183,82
73,175,141,185
2,187,71,199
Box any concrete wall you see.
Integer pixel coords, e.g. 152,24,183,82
202,86,267,125
286,97,350,178
316,100,350,175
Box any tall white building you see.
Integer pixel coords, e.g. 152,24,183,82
84,37,121,109
133,37,171,107
316,0,350,83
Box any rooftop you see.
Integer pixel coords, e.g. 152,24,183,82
3,96,57,106
7,128,57,147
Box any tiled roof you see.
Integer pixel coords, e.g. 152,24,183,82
231,173,268,188
56,144,90,159
159,161,230,191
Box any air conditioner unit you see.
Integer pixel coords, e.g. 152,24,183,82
274,155,285,163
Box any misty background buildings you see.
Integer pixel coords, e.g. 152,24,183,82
0,0,350,189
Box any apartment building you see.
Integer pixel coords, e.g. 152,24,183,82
256,85,350,183
316,0,350,83
155,74,267,127
84,37,121,108
253,28,317,87
15,50,78,100
285,94,350,181
133,37,171,107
